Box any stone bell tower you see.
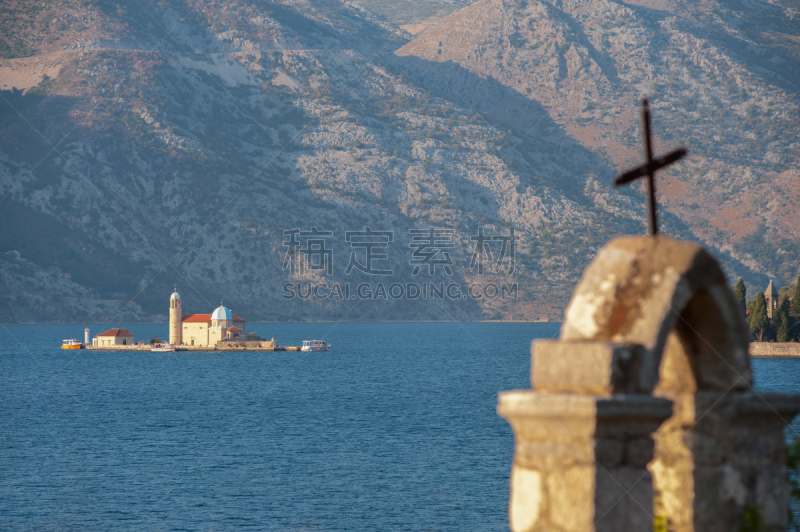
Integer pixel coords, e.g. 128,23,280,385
169,286,182,345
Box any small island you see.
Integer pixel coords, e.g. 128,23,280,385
86,288,298,351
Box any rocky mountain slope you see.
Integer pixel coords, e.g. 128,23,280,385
397,0,800,277
0,0,796,323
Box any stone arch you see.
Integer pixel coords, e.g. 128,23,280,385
501,235,800,531
560,235,751,394
558,236,788,531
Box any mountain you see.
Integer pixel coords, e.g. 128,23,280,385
0,0,797,323
396,0,800,279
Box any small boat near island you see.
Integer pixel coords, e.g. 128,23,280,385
61,339,84,349
301,340,330,352
151,343,176,352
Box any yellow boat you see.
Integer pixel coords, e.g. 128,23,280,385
61,338,84,349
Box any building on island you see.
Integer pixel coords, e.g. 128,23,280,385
93,328,135,347
182,305,247,346
764,279,779,319
169,288,256,347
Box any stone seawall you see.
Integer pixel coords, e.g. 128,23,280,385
749,342,800,358
86,345,301,352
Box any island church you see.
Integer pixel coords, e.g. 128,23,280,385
169,288,247,347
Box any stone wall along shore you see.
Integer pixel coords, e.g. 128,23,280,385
750,342,800,358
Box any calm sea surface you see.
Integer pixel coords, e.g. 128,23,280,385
1,322,799,531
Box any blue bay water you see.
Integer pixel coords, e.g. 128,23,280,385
0,322,798,531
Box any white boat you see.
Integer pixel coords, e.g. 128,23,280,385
151,343,176,352
301,340,330,352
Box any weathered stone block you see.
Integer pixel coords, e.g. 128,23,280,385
692,464,748,531
547,466,594,531
649,456,693,529
594,466,654,532
498,392,597,472
594,437,624,468
532,340,645,395
756,467,787,529
509,466,542,532
625,437,655,468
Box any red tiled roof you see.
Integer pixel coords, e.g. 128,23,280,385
181,313,246,323
97,328,134,337
228,326,243,332
182,314,212,323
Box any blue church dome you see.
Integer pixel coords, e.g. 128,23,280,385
211,304,233,321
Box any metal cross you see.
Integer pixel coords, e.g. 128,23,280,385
614,98,687,236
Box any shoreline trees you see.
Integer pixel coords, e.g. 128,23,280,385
750,292,769,342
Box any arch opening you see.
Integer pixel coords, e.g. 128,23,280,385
649,287,754,531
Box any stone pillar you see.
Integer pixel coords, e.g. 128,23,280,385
499,392,672,531
498,341,671,532
499,236,800,531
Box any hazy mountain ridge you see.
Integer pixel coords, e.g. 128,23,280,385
397,0,800,278
0,0,795,323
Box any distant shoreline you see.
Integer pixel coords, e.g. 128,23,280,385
1,320,562,325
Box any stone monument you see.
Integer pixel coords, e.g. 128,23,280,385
498,236,800,531
498,101,800,531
